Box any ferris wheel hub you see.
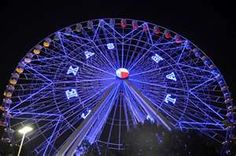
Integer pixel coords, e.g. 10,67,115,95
116,68,129,79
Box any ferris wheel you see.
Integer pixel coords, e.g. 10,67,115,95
0,18,234,155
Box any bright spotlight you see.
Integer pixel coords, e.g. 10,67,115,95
18,126,33,134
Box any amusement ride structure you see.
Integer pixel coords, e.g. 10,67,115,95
0,18,234,155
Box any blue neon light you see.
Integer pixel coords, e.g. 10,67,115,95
4,19,231,155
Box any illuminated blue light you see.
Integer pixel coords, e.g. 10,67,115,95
65,89,78,99
107,43,115,50
81,110,91,119
146,114,155,123
164,94,176,104
151,54,163,63
66,66,79,76
166,72,177,81
6,19,229,154
84,51,95,59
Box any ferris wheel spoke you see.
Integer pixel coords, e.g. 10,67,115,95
25,118,63,154
176,115,216,130
17,103,61,120
12,94,59,117
131,67,208,88
9,111,61,121
123,23,153,44
153,44,186,65
78,66,116,79
128,43,176,73
125,40,150,69
53,77,115,85
121,39,124,67
25,64,53,83
101,19,123,38
93,39,121,69
123,37,135,68
31,56,65,63
144,23,154,45
59,31,97,57
189,77,215,91
177,64,216,90
14,93,61,116
20,124,50,145
154,41,183,61
26,56,68,81
13,82,51,91
123,23,145,38
125,86,180,124
177,111,225,130
10,83,53,111
124,80,172,130
125,79,190,123
127,46,151,71
123,83,152,124
177,40,189,63
156,40,182,47
129,78,188,93
118,97,122,149
91,20,124,70
61,82,116,117
97,27,122,45
60,32,93,45
39,44,67,58
122,94,131,130
177,63,213,74
123,23,153,68
91,41,117,70
126,34,158,71
57,32,69,56
92,20,103,41
41,120,81,152
124,97,139,126
129,64,173,76
125,83,182,129
57,83,119,155
11,115,63,144
189,91,224,120
98,20,123,68
186,98,223,124
123,29,146,68
43,117,63,154
104,93,119,150
56,32,91,57
58,32,115,72
68,57,115,76
160,96,192,120
161,106,186,123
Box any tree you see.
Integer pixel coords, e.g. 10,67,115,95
124,120,221,156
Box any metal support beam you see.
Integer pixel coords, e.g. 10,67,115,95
125,80,173,131
57,84,116,156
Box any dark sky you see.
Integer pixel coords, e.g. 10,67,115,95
0,0,235,99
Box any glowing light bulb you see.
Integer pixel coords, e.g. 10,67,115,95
116,68,129,79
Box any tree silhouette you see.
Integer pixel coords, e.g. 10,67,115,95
123,120,221,156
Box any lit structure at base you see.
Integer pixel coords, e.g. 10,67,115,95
0,18,234,155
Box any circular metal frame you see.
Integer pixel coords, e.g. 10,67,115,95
0,18,234,155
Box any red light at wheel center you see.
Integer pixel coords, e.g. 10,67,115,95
116,68,129,79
